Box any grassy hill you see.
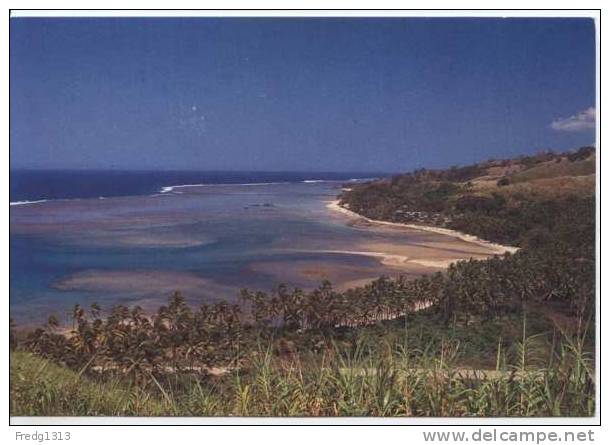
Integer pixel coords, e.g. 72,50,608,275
339,146,595,248
10,351,170,416
11,318,595,417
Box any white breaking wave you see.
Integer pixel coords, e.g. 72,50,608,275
160,184,206,193
159,178,377,194
347,177,378,182
10,199,48,206
159,181,292,193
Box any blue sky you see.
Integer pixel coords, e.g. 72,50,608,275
10,17,596,172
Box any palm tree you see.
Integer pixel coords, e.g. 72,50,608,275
47,314,60,332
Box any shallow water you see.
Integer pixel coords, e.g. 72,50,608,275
10,180,492,325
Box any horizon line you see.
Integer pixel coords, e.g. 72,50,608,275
9,167,395,174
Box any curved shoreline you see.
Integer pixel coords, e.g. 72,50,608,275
325,200,519,255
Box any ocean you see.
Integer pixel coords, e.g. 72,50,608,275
10,170,479,326
10,170,381,204
10,170,385,324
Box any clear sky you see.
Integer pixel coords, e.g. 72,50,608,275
10,17,596,172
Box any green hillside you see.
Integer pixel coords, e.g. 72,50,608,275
340,146,595,248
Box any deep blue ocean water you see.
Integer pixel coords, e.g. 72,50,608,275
11,170,461,327
10,170,380,203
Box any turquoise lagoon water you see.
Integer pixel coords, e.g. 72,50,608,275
11,174,438,325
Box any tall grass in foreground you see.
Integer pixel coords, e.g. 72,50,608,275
11,328,594,417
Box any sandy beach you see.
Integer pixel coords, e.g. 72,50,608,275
324,199,519,271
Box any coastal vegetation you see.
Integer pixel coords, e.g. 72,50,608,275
339,146,595,247
11,324,594,416
10,146,596,417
